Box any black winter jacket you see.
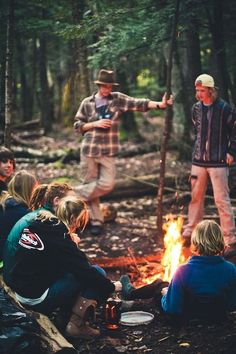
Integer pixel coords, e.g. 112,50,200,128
4,217,115,300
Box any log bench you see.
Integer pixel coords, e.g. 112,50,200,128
0,275,76,353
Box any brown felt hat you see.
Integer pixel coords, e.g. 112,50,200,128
94,69,119,86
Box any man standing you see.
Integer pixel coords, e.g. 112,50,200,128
182,74,236,257
0,147,15,193
74,69,173,235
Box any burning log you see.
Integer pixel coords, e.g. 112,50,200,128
92,253,163,269
93,216,192,288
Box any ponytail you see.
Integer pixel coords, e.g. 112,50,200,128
30,184,48,210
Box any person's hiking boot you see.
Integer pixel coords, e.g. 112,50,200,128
120,275,135,300
66,320,100,339
90,224,103,236
65,296,100,340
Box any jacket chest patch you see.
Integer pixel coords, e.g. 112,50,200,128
19,228,44,250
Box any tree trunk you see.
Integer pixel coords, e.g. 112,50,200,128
38,8,54,132
117,70,141,140
186,16,202,98
16,37,34,121
0,6,7,131
4,0,15,148
156,0,180,240
39,32,53,132
207,0,229,100
62,0,90,124
73,0,90,100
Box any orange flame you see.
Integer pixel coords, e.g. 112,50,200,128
161,215,186,282
133,215,186,286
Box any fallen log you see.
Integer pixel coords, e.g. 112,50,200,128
101,174,183,200
13,118,41,131
92,254,163,269
0,276,76,353
12,132,44,147
12,146,66,163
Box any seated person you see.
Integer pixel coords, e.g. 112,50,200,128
0,147,15,193
3,196,122,340
0,170,38,263
121,220,236,322
3,182,75,280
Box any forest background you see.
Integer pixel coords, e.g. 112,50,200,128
1,2,236,353
1,0,236,157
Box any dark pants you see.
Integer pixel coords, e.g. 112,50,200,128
26,265,106,315
127,278,169,301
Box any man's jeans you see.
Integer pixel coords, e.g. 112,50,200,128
182,165,236,246
76,155,116,225
28,266,106,315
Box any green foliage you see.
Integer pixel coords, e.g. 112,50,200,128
2,0,236,150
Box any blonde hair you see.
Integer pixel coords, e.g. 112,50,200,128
190,220,225,256
195,87,219,102
56,196,89,234
36,196,89,236
0,170,37,208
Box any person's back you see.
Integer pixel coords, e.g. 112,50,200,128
0,171,37,262
0,198,30,258
3,207,45,283
161,220,236,321
3,182,74,282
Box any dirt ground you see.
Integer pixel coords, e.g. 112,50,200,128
15,125,236,353
69,197,236,354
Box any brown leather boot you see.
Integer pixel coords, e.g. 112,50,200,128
65,296,100,339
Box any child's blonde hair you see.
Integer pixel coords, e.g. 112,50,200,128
190,220,225,256
56,196,89,234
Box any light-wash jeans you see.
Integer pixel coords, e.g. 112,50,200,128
182,165,236,246
76,155,116,225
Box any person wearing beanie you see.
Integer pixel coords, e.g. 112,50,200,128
0,147,15,193
74,69,173,236
182,74,236,259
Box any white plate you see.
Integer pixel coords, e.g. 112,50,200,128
120,311,154,326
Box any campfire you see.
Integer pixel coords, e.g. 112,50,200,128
132,215,187,287
94,214,189,287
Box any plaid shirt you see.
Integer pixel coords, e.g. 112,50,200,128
74,91,150,157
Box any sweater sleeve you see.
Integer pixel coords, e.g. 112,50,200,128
111,92,150,113
161,266,185,315
227,108,236,158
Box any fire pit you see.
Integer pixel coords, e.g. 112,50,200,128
94,215,191,286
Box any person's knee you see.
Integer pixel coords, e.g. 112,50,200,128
92,265,106,277
98,179,115,193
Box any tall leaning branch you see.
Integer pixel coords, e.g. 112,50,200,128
156,0,180,240
4,0,14,148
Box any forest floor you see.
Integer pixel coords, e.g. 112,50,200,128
16,119,236,353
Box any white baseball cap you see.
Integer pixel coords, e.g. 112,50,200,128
195,74,215,88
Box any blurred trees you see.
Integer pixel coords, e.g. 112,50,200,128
1,0,236,157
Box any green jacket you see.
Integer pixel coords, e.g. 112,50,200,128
3,206,49,283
